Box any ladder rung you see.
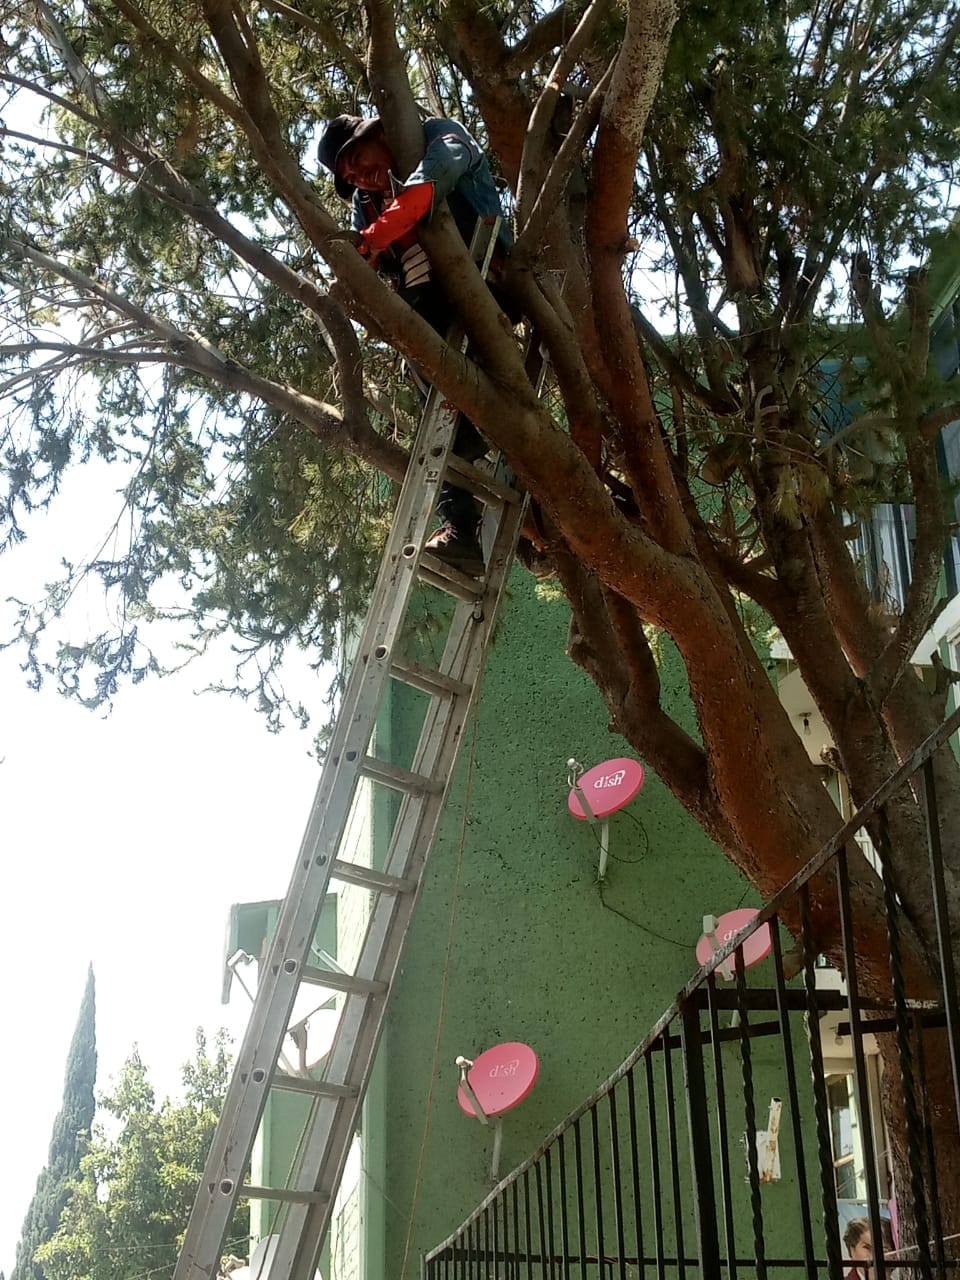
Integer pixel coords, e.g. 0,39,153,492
242,1185,327,1206
359,755,444,794
273,1073,358,1099
444,456,522,506
418,553,485,601
332,859,417,894
170,230,536,1280
302,965,388,997
390,658,471,699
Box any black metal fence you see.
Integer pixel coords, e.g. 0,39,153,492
424,709,960,1279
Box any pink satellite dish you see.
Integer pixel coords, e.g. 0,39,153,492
567,757,645,820
457,1042,539,1118
696,908,773,970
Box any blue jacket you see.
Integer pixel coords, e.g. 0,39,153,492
351,117,512,249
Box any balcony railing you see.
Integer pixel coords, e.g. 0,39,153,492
424,707,960,1279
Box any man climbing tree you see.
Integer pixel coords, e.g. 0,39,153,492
1,0,960,1230
317,111,515,575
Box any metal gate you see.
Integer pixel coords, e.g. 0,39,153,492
425,709,960,1279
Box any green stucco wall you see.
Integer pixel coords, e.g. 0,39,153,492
366,570,812,1277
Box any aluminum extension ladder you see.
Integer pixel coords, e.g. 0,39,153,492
174,220,536,1280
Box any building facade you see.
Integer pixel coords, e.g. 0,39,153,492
228,573,809,1279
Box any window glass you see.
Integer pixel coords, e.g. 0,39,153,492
826,1071,866,1201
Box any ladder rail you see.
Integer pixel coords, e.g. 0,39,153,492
271,522,527,1280
174,380,470,1279
173,216,545,1280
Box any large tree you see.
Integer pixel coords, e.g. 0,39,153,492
2,0,960,1230
13,966,96,1280
35,1032,248,1280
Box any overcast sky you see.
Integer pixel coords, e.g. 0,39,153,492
0,463,327,1276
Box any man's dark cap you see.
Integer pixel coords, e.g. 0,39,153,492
317,115,382,199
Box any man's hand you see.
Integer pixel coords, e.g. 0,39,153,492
330,228,381,269
356,239,383,273
326,228,363,249
359,182,434,255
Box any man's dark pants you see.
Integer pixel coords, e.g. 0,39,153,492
400,280,488,537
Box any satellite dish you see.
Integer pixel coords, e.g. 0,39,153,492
457,1042,539,1118
566,756,645,881
696,908,772,973
455,1042,539,1184
247,1236,279,1280
240,1235,322,1280
286,1003,340,1074
567,757,645,820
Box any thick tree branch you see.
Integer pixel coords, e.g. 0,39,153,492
506,264,608,467
798,494,952,814
516,0,611,224
576,0,688,550
595,0,677,160
749,507,950,957
262,0,368,87
553,521,837,900
803,505,890,676
436,0,529,184
514,59,614,260
767,502,945,940
201,0,297,159
920,401,960,438
600,586,715,802
111,0,247,124
688,518,786,619
34,0,109,112
362,0,424,170
583,1,688,552
7,240,407,478
749,461,880,731
505,0,591,74
869,432,947,707
550,534,727,842
629,306,740,417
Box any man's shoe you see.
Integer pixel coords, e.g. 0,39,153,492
424,524,485,577
517,537,556,581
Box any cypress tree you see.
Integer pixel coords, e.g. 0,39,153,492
12,967,97,1280
36,1031,247,1280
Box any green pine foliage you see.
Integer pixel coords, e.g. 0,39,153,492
1,1,394,725
0,0,958,826
1,1,957,720
34,1031,247,1280
12,966,97,1280
0,3,955,720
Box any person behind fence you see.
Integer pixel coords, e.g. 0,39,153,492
844,1218,873,1279
317,113,514,577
